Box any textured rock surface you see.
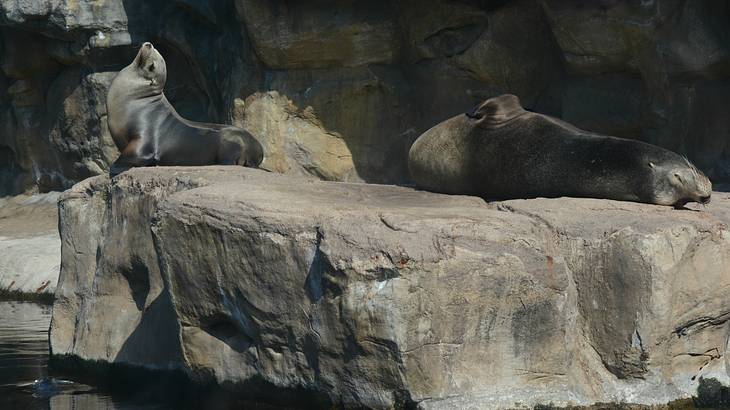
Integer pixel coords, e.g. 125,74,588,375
3,0,730,194
51,167,730,408
0,192,61,295
235,92,358,181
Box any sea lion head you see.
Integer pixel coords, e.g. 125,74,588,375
131,42,167,95
650,156,712,207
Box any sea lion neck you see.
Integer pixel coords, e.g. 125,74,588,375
114,63,165,99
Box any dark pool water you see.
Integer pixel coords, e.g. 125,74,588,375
0,302,234,409
0,301,120,409
0,301,299,410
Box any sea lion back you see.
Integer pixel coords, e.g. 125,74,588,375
408,94,712,207
408,94,527,194
408,115,475,194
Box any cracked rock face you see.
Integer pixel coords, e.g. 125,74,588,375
234,91,359,182
50,167,730,408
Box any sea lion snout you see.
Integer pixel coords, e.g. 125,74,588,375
130,41,167,93
136,42,158,63
652,158,713,207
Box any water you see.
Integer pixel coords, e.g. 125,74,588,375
0,301,290,410
0,301,126,409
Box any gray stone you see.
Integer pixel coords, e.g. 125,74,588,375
451,0,564,108
235,0,399,69
264,66,417,184
235,91,359,182
0,0,129,39
0,234,60,295
51,167,730,408
47,69,119,180
0,192,61,295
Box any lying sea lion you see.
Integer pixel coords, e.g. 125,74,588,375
408,94,712,207
106,42,263,175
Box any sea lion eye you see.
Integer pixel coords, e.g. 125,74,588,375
148,63,155,72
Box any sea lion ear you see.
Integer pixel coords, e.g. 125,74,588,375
467,94,526,125
648,161,656,169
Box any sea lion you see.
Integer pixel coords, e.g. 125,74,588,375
408,94,712,207
106,42,263,175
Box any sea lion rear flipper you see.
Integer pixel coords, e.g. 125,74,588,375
466,94,526,125
217,129,264,168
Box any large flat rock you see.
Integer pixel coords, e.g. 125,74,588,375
0,193,61,296
50,167,730,408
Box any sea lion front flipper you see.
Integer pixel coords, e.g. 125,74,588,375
109,141,157,176
466,94,526,125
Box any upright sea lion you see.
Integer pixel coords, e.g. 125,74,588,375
106,42,263,175
408,94,712,207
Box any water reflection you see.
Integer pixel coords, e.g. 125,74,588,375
0,302,166,410
0,301,299,410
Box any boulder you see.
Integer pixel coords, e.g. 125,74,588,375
451,0,564,108
398,0,487,62
235,92,359,181
235,0,398,69
264,66,417,184
541,0,660,76
46,69,119,180
51,167,730,408
0,0,128,40
541,0,730,77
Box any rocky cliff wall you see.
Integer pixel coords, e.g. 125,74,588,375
50,167,730,408
2,0,730,195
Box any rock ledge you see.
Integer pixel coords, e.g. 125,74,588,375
50,167,730,409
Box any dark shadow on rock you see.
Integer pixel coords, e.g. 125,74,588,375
200,313,253,354
695,377,730,408
304,230,345,302
0,146,25,197
263,65,418,185
118,256,151,311
115,290,183,366
304,231,325,303
51,353,330,409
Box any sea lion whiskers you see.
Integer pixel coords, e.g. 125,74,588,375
677,155,712,204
